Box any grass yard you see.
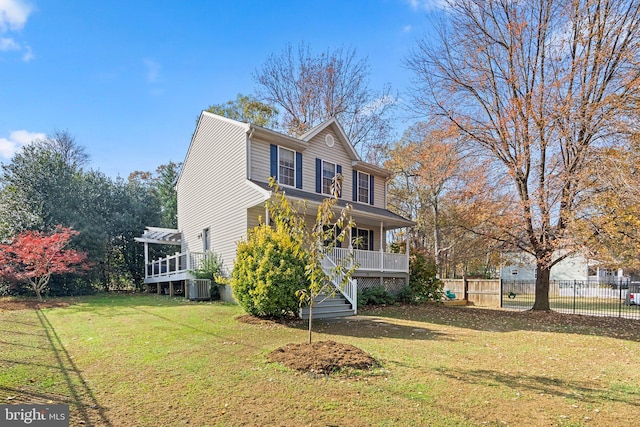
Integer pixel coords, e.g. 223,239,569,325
1,294,639,426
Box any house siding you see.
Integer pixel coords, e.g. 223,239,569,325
249,126,388,210
177,113,264,274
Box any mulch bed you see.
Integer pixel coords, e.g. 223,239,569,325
0,299,70,311
268,340,378,374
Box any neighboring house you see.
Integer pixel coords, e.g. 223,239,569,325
500,251,629,283
136,112,414,318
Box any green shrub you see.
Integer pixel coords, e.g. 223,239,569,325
358,285,395,306
232,223,309,318
405,251,444,303
193,251,225,300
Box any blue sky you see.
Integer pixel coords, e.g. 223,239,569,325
0,0,443,177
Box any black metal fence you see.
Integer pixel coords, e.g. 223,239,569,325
502,280,640,320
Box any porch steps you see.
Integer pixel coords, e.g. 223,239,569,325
300,293,355,320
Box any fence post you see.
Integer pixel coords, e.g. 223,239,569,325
463,275,469,302
619,280,624,318
499,278,503,308
573,280,577,314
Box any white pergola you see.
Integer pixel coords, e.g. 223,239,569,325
134,227,182,269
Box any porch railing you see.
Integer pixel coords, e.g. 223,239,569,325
146,251,206,279
321,255,357,314
325,247,408,273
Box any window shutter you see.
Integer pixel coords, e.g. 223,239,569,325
369,175,375,205
336,226,342,248
352,170,358,202
270,144,278,180
315,158,322,193
369,230,374,251
295,152,303,189
336,164,342,197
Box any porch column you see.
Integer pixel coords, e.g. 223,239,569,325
144,242,149,279
406,228,410,272
265,207,270,226
380,222,384,272
157,283,161,295
169,281,174,297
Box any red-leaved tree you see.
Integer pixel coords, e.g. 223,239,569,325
0,227,90,300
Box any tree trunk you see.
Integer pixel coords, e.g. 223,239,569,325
307,301,313,344
433,201,441,278
532,262,551,311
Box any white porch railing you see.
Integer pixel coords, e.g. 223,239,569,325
325,247,409,273
146,251,206,279
321,255,358,314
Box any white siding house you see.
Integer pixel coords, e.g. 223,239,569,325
137,112,414,315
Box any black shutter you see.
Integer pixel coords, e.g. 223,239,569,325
336,164,342,198
295,152,303,189
315,158,322,193
369,230,374,251
369,175,375,205
270,144,278,180
352,170,358,202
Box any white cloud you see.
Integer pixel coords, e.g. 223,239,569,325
0,0,33,32
143,58,161,83
402,24,412,33
21,43,32,61
0,129,45,159
405,0,448,11
0,36,18,50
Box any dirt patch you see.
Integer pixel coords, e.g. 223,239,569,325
0,299,70,311
268,340,378,374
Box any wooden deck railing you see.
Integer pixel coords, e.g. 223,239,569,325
146,251,206,279
325,247,409,273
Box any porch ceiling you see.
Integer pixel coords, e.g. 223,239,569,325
135,227,182,245
248,179,415,229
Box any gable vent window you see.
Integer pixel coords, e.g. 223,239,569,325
325,134,335,147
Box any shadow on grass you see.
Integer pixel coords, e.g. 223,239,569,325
437,367,639,405
360,304,640,342
36,310,113,426
288,315,452,341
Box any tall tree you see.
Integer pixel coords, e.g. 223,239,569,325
33,129,89,169
408,0,640,310
154,161,181,229
206,94,278,128
254,42,395,152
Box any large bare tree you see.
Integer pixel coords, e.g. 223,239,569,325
408,0,640,309
254,42,395,154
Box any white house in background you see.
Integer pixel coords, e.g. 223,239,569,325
136,112,414,318
500,251,629,283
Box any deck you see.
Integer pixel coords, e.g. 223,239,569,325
143,248,408,284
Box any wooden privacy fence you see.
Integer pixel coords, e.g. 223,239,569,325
441,278,501,308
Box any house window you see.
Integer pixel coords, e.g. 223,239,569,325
353,228,371,250
357,171,370,203
278,147,295,187
322,161,336,195
202,228,210,252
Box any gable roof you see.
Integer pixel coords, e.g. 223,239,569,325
300,117,361,161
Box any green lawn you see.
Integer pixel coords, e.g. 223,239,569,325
1,294,639,426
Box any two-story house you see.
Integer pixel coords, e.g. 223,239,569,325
136,111,414,317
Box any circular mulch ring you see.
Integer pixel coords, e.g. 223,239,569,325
268,340,378,374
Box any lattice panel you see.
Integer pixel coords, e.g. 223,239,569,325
355,276,407,294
